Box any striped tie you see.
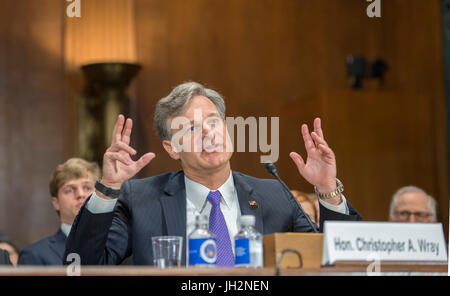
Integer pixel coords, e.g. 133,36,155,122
207,190,235,267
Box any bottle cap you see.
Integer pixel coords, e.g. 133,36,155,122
240,215,255,226
195,214,209,224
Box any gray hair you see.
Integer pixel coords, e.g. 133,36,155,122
154,81,226,140
389,186,437,221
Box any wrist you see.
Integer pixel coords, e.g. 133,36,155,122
314,178,344,201
100,179,122,190
95,180,121,199
316,179,337,194
320,194,343,206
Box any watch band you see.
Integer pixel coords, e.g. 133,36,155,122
95,181,121,199
314,178,344,199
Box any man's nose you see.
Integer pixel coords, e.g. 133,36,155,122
202,121,212,133
202,122,216,138
75,187,88,199
408,215,417,223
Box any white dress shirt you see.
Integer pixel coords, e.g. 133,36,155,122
185,171,240,252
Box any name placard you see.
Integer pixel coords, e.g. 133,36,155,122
322,221,448,266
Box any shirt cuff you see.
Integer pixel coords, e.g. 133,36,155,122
86,191,118,214
318,194,349,215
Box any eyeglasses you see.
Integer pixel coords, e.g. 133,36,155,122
394,211,432,222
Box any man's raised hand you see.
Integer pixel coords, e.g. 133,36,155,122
289,118,339,203
100,115,155,193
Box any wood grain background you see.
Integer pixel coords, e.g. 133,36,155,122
0,0,448,249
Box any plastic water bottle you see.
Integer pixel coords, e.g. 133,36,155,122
188,215,217,267
234,215,263,267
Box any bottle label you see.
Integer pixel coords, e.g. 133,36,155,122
189,238,217,265
235,238,250,265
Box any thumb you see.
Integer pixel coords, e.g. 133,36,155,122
289,152,306,174
135,152,156,171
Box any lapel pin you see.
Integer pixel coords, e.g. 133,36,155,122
249,200,259,210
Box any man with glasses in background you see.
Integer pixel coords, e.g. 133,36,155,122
389,186,438,223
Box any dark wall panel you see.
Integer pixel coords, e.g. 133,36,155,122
0,0,66,248
134,0,448,237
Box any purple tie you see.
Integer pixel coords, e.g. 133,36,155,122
207,190,235,267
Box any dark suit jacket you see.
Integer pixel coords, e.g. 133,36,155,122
18,229,66,265
0,249,12,265
64,171,361,265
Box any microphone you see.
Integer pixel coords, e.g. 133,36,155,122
264,162,319,233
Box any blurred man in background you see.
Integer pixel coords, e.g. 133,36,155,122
389,186,437,223
291,190,319,226
0,232,19,266
18,158,100,265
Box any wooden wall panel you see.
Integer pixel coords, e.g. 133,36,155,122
134,0,448,237
282,91,436,222
0,0,66,248
0,0,447,249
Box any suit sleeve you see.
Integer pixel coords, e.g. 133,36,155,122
63,181,133,265
318,199,362,231
18,247,44,265
291,189,362,233
0,249,12,266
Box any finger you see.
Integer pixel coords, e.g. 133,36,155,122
289,152,306,173
301,124,316,151
112,114,125,145
311,131,328,147
313,117,324,139
104,151,133,166
121,118,133,145
109,142,137,156
135,152,156,171
317,144,335,160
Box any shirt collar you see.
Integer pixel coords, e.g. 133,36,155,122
60,223,72,237
185,171,236,212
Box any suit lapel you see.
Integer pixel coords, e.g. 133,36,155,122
160,171,187,265
48,229,66,261
233,172,263,234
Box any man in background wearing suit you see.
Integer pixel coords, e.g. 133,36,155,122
64,81,361,266
18,158,100,265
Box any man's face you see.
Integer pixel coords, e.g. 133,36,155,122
52,176,95,225
164,95,233,173
392,192,433,223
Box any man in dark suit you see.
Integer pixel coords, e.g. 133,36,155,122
64,82,361,266
0,249,12,266
18,158,100,265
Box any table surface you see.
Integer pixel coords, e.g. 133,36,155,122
0,261,447,276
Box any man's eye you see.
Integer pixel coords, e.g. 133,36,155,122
64,189,74,194
84,186,93,192
189,125,201,132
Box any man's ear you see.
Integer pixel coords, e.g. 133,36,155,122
51,197,60,212
162,140,181,160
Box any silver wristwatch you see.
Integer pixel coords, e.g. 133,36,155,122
314,178,344,199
